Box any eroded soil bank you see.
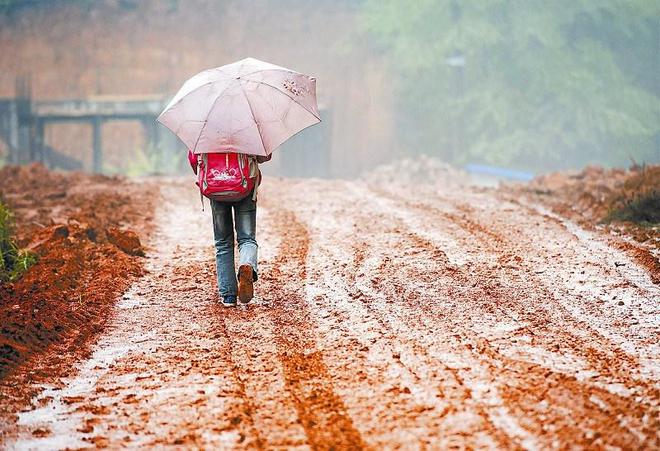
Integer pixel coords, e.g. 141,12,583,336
1,174,659,449
0,164,155,424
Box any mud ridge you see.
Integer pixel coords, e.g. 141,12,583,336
263,208,368,450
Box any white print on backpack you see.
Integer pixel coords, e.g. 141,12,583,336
209,168,239,182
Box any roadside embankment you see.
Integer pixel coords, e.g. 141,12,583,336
0,163,155,414
513,164,659,283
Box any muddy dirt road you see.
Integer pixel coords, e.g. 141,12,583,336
3,177,659,449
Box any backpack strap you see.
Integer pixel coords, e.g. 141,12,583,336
198,155,205,211
248,156,259,178
252,166,261,202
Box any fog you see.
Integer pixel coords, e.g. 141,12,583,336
0,0,657,177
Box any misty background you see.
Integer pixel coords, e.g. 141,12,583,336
0,0,658,177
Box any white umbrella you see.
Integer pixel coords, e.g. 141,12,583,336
158,57,320,157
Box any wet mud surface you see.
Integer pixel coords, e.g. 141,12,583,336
506,164,660,284
1,176,658,449
0,164,154,422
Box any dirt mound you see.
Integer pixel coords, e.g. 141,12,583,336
363,155,467,187
0,163,155,379
518,164,659,282
106,226,144,256
528,165,659,224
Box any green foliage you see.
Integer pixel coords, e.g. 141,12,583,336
360,0,660,171
0,0,94,15
0,201,36,282
0,0,32,9
0,0,50,13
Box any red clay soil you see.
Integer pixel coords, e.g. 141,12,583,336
0,164,155,410
510,164,660,283
0,176,657,449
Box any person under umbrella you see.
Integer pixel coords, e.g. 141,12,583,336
158,58,320,307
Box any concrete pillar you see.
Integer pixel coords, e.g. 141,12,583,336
8,101,19,164
92,116,102,173
33,118,44,164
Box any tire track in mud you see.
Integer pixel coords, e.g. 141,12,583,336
374,185,659,387
251,206,368,450
263,183,504,448
288,183,539,449
215,203,369,449
281,179,657,448
404,194,649,373
257,189,475,448
366,186,650,365
284,182,521,449
215,303,308,449
362,240,657,449
354,183,659,448
347,248,527,450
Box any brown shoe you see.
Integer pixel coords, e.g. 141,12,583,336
238,264,254,304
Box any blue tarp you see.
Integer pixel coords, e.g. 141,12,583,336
464,163,534,181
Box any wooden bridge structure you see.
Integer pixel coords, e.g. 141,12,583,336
0,80,175,172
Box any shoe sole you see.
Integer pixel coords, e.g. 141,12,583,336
222,302,237,308
238,265,254,304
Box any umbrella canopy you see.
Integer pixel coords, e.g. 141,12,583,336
157,57,320,157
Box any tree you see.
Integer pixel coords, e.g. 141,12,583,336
360,0,660,170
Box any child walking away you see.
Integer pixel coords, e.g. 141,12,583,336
188,150,271,306
157,58,320,306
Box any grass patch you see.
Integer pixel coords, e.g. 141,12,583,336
606,191,660,225
605,165,660,225
0,200,37,282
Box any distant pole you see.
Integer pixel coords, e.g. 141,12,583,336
456,57,465,165
92,116,102,173
446,50,465,164
447,1,465,165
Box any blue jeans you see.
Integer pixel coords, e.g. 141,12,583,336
210,194,258,298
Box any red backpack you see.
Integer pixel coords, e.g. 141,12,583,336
189,151,258,203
